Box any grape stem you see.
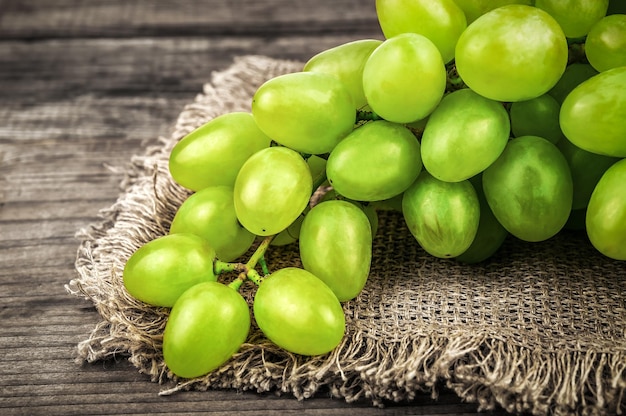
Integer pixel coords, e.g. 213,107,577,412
258,255,270,276
244,268,264,286
222,234,275,291
246,235,274,270
356,109,383,122
214,261,243,274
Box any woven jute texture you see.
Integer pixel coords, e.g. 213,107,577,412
68,55,626,416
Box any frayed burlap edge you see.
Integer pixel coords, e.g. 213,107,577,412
68,55,626,416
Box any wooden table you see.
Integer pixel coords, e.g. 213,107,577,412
0,2,512,414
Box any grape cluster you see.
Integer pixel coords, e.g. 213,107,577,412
123,0,626,380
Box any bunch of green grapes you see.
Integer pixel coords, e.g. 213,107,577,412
122,0,626,380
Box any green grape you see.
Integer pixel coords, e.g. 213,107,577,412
510,94,563,144
375,0,466,63
482,136,573,242
169,112,271,191
307,155,328,187
586,158,626,260
303,39,383,109
534,0,609,38
548,63,598,104
362,33,446,123
234,146,312,236
270,215,304,246
585,14,626,72
372,193,404,212
253,267,345,356
402,171,480,258
123,234,216,307
421,88,510,182
557,139,621,210
455,5,568,102
163,282,250,378
560,66,626,157
251,72,355,155
319,189,379,236
452,0,532,24
169,186,255,262
456,174,508,264
326,120,422,201
299,200,372,302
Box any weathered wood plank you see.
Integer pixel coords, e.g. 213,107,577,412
0,400,486,416
1,361,153,385
0,337,489,414
1,219,99,241
0,35,381,105
0,240,80,267
1,321,96,334
0,0,380,39
0,200,114,222
1,333,90,349
1,402,482,416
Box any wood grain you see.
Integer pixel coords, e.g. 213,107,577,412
0,1,512,414
0,0,379,39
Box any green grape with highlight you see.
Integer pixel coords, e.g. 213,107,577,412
169,112,271,191
253,267,345,356
170,186,255,262
123,234,217,308
402,171,480,258
560,66,626,157
534,0,609,38
304,39,382,109
299,200,372,302
585,14,626,72
163,282,250,379
252,72,355,154
482,136,573,242
375,0,466,63
326,120,422,201
362,33,446,123
319,189,379,237
586,158,626,260
421,88,510,182
234,146,312,236
455,5,568,102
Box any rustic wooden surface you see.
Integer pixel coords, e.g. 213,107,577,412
0,1,514,414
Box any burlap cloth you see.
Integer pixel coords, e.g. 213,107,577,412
68,56,626,416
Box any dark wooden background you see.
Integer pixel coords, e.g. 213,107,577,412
0,1,514,414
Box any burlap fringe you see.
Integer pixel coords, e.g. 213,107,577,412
68,55,626,416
